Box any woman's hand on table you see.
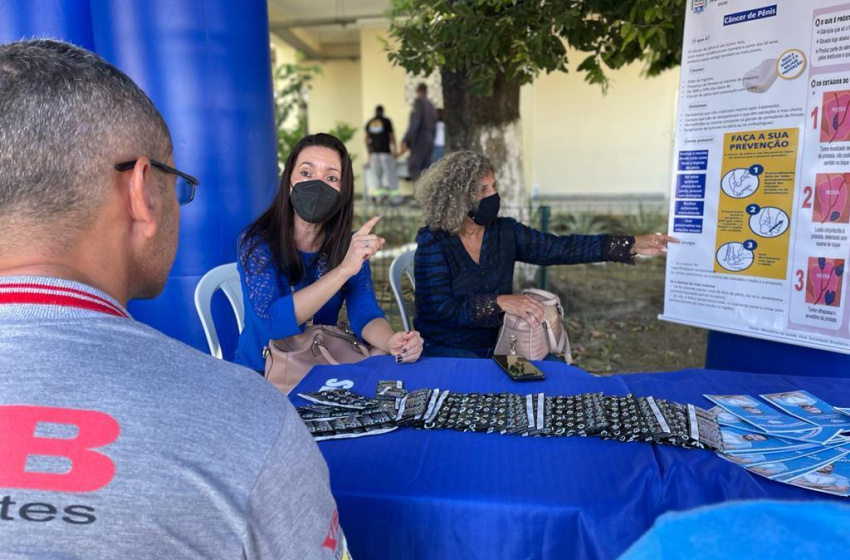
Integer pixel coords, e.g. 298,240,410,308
632,233,678,257
496,294,544,324
386,330,424,363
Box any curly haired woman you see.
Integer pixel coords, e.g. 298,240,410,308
413,151,676,359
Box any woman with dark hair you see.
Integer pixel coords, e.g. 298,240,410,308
414,150,676,359
235,133,423,371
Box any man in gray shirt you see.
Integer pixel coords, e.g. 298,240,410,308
398,83,438,182
0,40,350,560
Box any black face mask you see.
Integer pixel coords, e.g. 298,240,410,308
468,193,501,226
290,180,341,223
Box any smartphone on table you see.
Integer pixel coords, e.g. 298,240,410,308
493,354,546,381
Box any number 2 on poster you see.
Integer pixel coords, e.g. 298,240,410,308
802,185,812,209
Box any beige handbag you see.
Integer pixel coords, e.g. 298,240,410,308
263,323,385,394
493,288,572,363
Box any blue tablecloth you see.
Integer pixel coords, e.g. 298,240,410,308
290,357,850,560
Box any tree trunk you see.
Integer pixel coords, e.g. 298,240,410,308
441,71,535,287
441,70,526,222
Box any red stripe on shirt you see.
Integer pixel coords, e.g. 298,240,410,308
0,291,128,318
0,283,126,317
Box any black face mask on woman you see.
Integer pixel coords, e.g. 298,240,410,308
290,180,341,223
468,192,501,226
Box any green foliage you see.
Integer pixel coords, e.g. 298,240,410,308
622,204,668,235
327,121,358,164
273,66,359,167
387,0,685,95
274,63,321,167
328,122,359,178
552,212,606,236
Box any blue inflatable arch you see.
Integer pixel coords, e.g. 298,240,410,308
1,0,277,358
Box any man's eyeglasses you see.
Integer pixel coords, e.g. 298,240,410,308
115,159,199,206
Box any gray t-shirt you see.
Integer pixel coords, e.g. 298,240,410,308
0,276,349,559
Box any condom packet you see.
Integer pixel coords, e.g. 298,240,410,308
422,390,451,428
532,396,556,437
641,396,673,443
397,388,434,425
655,400,696,447
304,411,399,441
503,393,529,435
486,393,512,434
423,392,460,430
449,393,481,432
313,420,398,441
614,395,657,443
551,394,583,437
303,419,334,436
522,393,546,436
297,404,366,420
672,402,717,449
425,390,450,423
356,411,396,427
469,393,510,434
600,395,632,442
372,399,401,414
689,404,724,451
376,380,408,400
547,395,580,437
298,389,377,410
578,393,609,437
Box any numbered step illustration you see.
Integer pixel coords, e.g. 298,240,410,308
812,173,850,223
806,257,845,307
789,256,846,332
820,90,850,144
721,165,762,199
746,204,789,238
716,241,756,272
714,129,797,279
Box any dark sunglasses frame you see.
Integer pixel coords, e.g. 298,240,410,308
115,159,199,205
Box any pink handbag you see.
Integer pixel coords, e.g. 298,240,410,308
263,324,385,395
493,288,572,362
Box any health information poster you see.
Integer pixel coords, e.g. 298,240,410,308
662,0,850,354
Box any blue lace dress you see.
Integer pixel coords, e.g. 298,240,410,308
234,239,385,371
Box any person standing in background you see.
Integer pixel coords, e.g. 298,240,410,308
431,108,445,165
365,105,400,204
397,83,437,182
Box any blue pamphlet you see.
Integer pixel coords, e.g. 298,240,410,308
787,457,850,497
720,427,813,454
761,391,850,430
706,394,812,433
772,447,850,482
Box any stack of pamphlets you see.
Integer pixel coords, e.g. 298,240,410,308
709,390,850,497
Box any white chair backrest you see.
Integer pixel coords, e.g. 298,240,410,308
194,263,245,359
389,248,416,332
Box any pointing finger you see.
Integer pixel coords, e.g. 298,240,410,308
356,216,381,236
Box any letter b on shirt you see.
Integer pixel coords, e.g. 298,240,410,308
0,406,120,492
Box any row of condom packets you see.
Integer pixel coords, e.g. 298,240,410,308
296,381,723,451
296,381,405,441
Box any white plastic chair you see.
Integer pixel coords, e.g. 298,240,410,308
194,263,245,359
389,248,416,331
